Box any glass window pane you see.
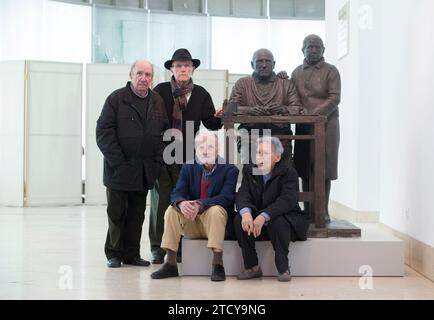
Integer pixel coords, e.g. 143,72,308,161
114,0,140,8
295,0,325,18
148,0,172,11
232,0,263,17
270,0,295,18
148,12,210,68
93,7,210,69
93,6,149,63
207,0,231,16
172,0,202,13
94,0,114,5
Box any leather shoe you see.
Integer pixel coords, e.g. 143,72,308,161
151,262,179,279
152,252,165,264
107,257,122,268
237,267,263,280
211,264,226,281
123,257,150,267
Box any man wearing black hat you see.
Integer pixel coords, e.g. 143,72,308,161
149,48,223,264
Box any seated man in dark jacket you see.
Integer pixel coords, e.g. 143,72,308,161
151,132,239,281
234,136,309,282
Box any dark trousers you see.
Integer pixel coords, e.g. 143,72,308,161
105,188,147,260
234,214,295,274
149,164,181,254
302,178,331,222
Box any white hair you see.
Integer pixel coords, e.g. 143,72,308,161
194,131,218,147
256,136,284,155
130,59,153,76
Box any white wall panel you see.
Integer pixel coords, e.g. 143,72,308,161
85,64,130,204
0,61,25,206
26,61,82,206
26,136,82,206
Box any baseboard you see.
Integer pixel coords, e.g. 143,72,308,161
329,200,379,223
379,223,434,282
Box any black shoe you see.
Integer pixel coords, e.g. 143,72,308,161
211,264,226,281
107,257,122,268
152,253,165,264
123,257,150,267
151,262,179,279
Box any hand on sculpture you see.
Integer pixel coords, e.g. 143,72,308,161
248,106,269,116
299,107,308,115
214,108,224,118
215,99,227,118
276,71,289,79
287,105,304,115
268,104,288,116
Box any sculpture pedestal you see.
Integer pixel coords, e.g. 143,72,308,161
181,223,403,277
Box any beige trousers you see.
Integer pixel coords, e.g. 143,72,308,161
161,205,228,252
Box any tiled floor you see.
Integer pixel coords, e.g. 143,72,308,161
0,205,433,300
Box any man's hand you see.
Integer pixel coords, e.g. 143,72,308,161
286,105,305,115
268,104,288,116
247,106,269,116
241,212,254,236
253,215,265,238
215,98,229,118
214,108,224,118
276,71,289,79
179,201,200,220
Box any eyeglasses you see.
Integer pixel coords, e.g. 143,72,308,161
172,63,193,69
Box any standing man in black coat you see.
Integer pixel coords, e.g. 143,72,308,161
149,48,223,264
234,137,309,282
96,60,168,268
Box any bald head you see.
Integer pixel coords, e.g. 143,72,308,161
302,35,324,50
302,35,325,65
252,48,274,62
251,48,275,81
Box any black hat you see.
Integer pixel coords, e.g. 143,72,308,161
164,48,201,70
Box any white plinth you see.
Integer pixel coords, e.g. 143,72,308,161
181,224,404,277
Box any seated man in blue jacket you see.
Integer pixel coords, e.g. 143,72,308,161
235,136,309,282
151,131,239,281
